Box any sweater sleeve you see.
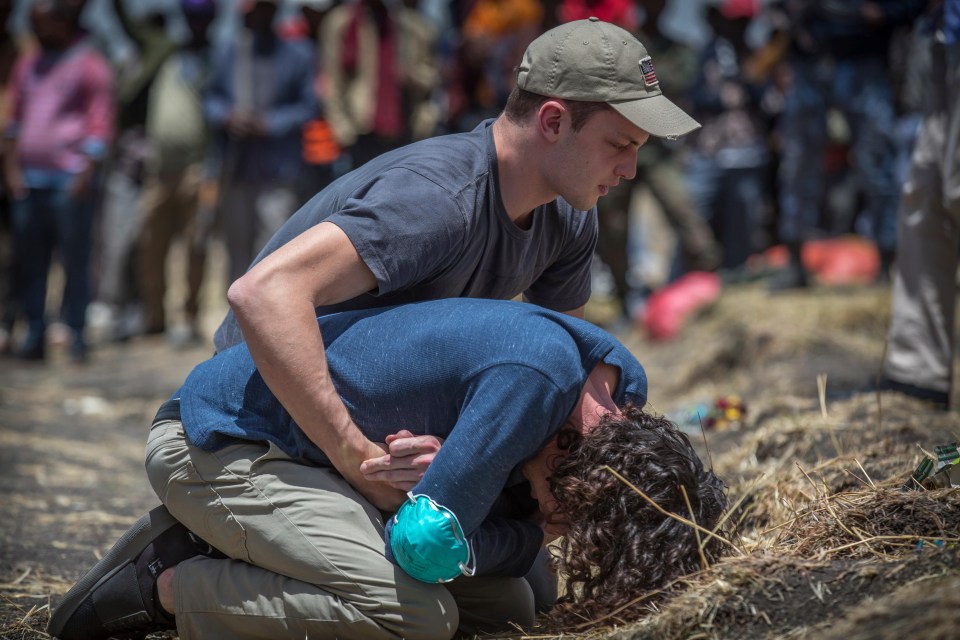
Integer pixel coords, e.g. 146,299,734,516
5,52,32,138
202,46,234,130
384,513,544,578
384,363,577,579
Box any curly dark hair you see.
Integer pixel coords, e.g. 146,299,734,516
545,404,728,627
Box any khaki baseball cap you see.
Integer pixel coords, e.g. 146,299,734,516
516,18,700,139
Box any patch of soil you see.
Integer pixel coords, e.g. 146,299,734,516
1,336,208,639
617,548,960,640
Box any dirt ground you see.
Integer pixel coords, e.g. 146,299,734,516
1,273,958,639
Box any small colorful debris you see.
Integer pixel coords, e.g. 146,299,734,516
902,442,960,491
674,395,748,432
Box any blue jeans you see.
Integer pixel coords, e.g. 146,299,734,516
778,55,899,251
11,182,96,349
687,153,767,270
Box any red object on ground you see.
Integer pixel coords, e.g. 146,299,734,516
756,236,880,285
802,236,879,285
640,272,723,341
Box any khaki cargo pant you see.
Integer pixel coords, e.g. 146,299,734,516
145,420,536,639
137,165,207,334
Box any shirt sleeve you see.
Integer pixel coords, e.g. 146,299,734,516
384,513,544,577
468,516,545,576
81,53,116,161
523,207,598,311
202,46,233,130
5,53,30,138
328,169,468,296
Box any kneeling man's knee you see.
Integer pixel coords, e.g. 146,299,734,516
384,580,459,640
448,576,535,635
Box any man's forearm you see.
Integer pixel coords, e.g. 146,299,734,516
227,275,403,509
232,287,360,453
3,137,24,198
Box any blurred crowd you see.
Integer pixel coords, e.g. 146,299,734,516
0,0,942,363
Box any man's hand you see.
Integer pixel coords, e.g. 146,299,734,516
68,165,96,199
4,163,26,200
226,111,267,139
861,1,885,27
3,141,27,200
360,430,443,491
340,437,409,511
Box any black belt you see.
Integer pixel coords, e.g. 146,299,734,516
153,398,181,424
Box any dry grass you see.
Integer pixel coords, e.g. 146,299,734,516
506,283,960,639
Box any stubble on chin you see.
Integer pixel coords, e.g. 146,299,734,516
562,192,599,212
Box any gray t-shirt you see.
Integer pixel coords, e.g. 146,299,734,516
214,119,598,351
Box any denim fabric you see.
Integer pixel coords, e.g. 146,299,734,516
778,56,899,251
10,180,96,348
948,0,960,46
687,153,766,269
203,34,317,186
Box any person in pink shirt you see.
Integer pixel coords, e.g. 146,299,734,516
3,0,115,362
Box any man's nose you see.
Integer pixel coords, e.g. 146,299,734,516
617,156,638,181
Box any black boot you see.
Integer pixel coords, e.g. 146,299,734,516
876,248,895,284
47,505,225,640
769,242,808,291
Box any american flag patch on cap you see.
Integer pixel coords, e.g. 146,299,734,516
639,56,658,87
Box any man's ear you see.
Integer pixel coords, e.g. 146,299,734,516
537,100,567,141
543,435,569,473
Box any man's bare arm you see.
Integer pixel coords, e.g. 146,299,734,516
228,221,404,509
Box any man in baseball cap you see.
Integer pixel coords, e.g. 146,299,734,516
43,21,716,637
516,17,700,140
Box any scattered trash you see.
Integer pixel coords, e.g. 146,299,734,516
639,272,722,341
915,539,953,556
62,396,112,418
674,402,711,433
803,236,880,285
756,236,880,286
673,395,748,432
902,442,960,491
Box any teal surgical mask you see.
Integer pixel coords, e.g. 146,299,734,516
390,493,475,583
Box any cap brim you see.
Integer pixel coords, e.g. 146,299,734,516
609,95,701,140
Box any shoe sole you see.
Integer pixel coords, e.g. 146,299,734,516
47,505,178,638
